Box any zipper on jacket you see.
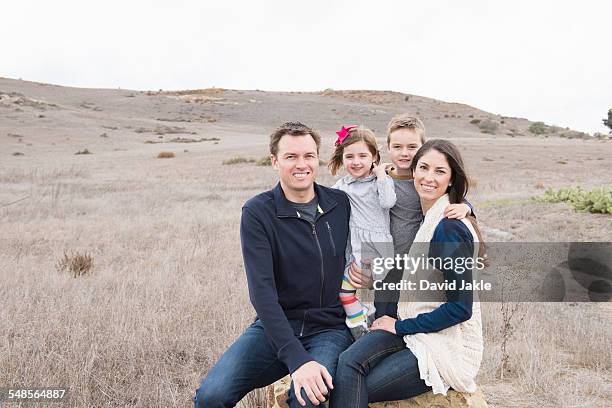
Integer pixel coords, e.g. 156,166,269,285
325,221,337,256
311,222,325,308
300,310,307,337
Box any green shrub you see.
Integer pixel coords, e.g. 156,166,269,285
478,119,498,134
529,122,547,135
534,186,612,214
603,108,612,131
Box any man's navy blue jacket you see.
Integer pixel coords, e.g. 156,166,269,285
240,182,351,373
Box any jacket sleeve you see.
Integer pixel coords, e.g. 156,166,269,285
376,175,397,209
240,206,313,373
395,219,474,336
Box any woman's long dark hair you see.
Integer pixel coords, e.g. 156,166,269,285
410,139,486,259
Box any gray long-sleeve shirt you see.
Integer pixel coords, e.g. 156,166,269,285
332,173,396,279
332,173,396,233
388,169,423,256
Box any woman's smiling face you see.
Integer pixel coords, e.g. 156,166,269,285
413,148,452,204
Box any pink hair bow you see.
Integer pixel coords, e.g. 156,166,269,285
335,125,358,145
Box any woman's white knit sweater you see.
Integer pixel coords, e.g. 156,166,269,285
398,194,483,395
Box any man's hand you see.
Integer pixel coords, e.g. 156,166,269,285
370,316,397,334
444,203,471,220
292,361,333,406
347,262,374,289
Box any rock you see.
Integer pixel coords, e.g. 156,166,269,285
369,389,488,407
266,376,291,408
266,375,487,408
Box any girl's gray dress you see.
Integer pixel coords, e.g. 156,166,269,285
332,173,396,281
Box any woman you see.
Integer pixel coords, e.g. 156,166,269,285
330,139,485,406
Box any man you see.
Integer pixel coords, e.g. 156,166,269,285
194,122,353,407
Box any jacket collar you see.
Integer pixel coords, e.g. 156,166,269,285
273,182,337,218
343,173,376,184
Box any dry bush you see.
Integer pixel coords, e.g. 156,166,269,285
255,156,326,167
75,148,92,155
0,167,90,184
256,156,272,166
480,303,611,407
146,137,219,144
223,156,255,165
478,119,499,134
55,250,94,277
157,151,175,159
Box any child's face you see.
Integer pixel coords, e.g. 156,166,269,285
342,141,376,179
388,128,422,172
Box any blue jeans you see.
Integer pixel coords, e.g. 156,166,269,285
330,330,431,407
193,319,353,408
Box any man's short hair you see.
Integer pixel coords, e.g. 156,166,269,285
269,122,321,156
386,114,426,145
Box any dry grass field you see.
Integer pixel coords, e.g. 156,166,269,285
1,78,611,407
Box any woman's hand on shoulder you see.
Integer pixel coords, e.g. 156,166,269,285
370,316,397,334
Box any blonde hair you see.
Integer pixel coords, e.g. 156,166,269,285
328,127,380,176
386,114,426,146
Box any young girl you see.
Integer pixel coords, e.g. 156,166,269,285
329,125,396,339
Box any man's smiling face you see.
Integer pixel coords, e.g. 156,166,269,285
271,134,319,200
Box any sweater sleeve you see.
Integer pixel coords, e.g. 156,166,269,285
464,199,475,218
395,219,474,336
376,174,397,209
240,206,313,373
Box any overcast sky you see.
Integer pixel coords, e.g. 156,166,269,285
2,0,610,133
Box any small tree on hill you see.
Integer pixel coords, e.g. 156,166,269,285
603,108,612,132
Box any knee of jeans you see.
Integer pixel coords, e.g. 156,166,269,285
193,384,231,408
338,348,365,374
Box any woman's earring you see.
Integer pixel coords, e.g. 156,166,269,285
449,183,452,187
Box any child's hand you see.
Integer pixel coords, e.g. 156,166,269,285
372,163,393,179
347,262,373,289
444,203,471,220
